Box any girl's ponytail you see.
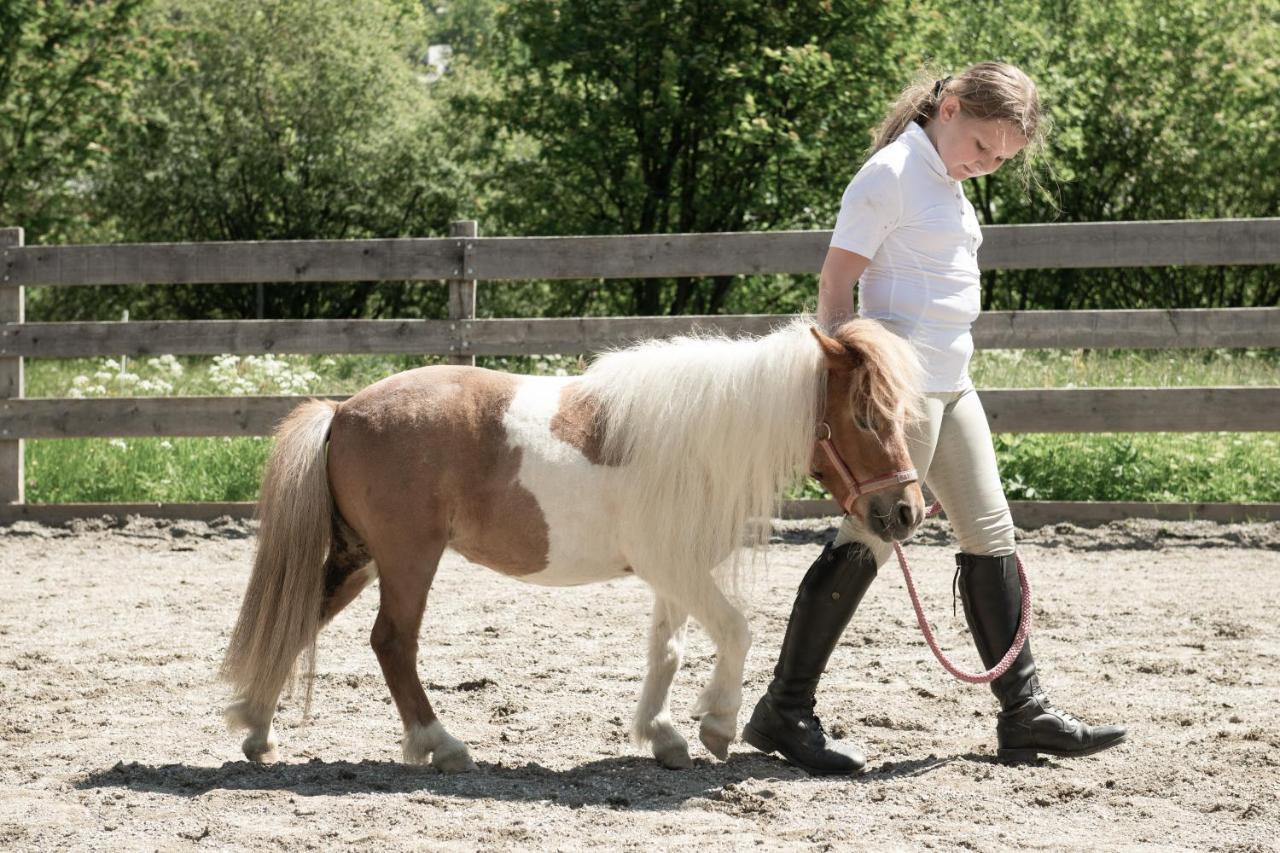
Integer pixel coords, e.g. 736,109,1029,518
869,69,954,154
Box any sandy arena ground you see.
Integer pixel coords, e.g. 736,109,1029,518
1,515,1277,851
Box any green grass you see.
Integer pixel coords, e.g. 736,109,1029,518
993,432,1278,502
974,348,1280,503
19,349,1280,505
27,437,273,504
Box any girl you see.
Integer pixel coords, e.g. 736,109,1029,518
742,62,1127,774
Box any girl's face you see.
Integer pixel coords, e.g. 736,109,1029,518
926,96,1028,182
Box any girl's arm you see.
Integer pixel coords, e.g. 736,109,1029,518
816,247,872,329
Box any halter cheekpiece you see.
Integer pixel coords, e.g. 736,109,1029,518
815,421,919,516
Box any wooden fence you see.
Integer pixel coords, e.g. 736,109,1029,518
2,218,1279,527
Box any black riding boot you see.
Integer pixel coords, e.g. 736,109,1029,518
742,541,879,775
957,552,1128,763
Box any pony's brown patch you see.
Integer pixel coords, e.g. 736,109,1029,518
327,367,551,578
549,382,623,466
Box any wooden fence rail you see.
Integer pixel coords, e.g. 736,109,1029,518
3,387,1278,440
5,219,1280,286
1,218,1278,527
4,308,1280,358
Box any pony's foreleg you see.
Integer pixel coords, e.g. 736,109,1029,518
684,580,752,762
370,541,475,774
632,594,692,769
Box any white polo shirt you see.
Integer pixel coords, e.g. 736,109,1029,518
830,121,984,392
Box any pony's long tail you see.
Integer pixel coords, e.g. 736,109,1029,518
220,399,338,731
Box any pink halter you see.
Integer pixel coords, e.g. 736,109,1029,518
814,421,919,516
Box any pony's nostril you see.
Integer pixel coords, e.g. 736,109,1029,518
896,501,915,529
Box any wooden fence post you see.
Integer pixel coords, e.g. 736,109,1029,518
447,220,478,366
1,227,25,506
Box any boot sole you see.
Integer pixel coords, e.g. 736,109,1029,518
997,732,1128,764
741,723,867,776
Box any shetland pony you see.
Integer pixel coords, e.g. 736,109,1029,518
220,318,924,771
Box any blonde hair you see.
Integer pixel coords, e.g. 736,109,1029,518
870,62,1050,191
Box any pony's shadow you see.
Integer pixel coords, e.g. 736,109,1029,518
76,751,972,810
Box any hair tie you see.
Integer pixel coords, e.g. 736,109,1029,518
932,76,952,100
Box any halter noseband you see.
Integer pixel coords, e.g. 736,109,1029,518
815,421,918,516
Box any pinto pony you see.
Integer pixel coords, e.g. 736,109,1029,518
220,318,924,771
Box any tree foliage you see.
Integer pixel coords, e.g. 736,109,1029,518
916,0,1280,309
475,0,911,315
38,0,490,321
7,0,1277,321
0,0,146,243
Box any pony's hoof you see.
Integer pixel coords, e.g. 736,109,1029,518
699,716,735,761
242,735,279,765
403,720,474,771
654,741,694,769
634,717,692,769
700,731,732,761
431,743,477,774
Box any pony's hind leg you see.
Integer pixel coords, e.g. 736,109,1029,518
225,697,280,764
370,538,475,773
224,536,375,765
632,594,692,769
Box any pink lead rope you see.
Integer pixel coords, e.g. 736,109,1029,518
816,423,1032,685
893,501,1032,684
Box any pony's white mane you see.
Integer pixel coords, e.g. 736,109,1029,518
577,318,825,584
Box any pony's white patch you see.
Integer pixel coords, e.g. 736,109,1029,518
502,376,631,586
578,320,826,585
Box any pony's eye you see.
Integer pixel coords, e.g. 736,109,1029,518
854,413,880,432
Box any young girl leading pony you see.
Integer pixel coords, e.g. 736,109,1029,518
742,62,1128,773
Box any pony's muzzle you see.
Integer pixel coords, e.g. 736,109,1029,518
867,489,924,542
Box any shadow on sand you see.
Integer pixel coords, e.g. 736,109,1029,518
75,750,984,810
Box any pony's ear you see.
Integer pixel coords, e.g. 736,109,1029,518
810,326,863,373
